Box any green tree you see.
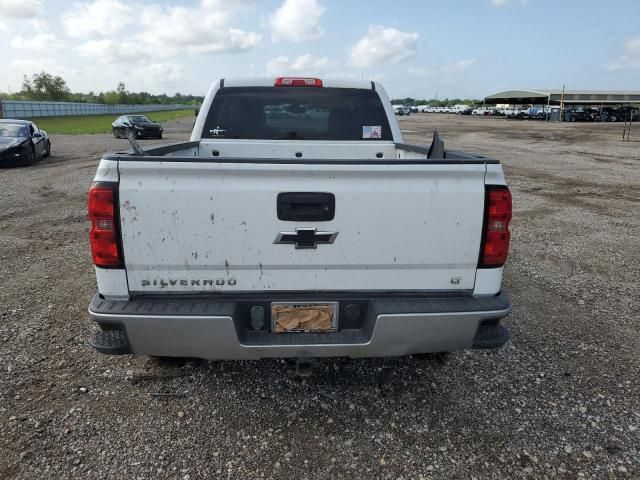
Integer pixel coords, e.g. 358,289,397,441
21,71,71,101
5,79,205,105
102,91,120,105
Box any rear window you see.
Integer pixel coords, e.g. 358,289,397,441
202,87,392,141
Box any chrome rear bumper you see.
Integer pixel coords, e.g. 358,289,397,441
89,291,511,359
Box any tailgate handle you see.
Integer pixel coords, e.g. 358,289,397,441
277,192,335,221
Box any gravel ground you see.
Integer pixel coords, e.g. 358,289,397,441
0,115,638,479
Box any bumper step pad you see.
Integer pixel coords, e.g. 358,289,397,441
90,328,131,355
472,324,510,349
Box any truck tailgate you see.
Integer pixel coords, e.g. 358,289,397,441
117,161,486,293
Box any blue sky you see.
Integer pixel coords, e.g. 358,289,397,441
1,0,639,99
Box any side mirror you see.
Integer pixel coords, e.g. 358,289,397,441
32,132,43,138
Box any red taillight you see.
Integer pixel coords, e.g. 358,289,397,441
274,77,323,87
480,186,512,268
88,183,122,268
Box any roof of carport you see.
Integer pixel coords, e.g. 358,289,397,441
484,90,550,104
484,89,640,105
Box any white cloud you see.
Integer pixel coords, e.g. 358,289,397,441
490,0,528,6
70,0,261,62
30,17,48,32
407,59,476,76
608,35,640,70
133,63,185,84
268,0,324,42
76,39,152,63
266,54,336,74
10,33,63,51
92,62,187,93
0,0,42,18
350,25,419,68
10,58,78,79
442,59,477,72
61,0,133,38
138,2,261,55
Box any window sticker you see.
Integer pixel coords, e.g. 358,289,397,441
362,126,382,139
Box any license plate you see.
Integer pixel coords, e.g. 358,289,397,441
271,302,338,333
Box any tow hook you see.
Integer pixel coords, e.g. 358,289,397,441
295,359,313,377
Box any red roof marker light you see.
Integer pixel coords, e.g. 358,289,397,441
274,77,323,87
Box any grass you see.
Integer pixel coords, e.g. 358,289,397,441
29,109,196,135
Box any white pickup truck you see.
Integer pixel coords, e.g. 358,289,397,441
88,77,512,362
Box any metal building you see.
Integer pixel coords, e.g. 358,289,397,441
483,89,640,106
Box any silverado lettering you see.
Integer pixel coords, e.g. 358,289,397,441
141,278,237,287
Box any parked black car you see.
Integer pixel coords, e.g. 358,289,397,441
112,115,163,139
564,109,589,122
0,119,51,167
603,107,639,122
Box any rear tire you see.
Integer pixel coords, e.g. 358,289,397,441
44,140,51,157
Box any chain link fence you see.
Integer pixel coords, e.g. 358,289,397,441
0,100,191,119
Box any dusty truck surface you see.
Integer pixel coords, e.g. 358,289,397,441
88,77,512,361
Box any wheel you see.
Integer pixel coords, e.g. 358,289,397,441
113,128,120,138
158,133,163,140
21,146,35,167
44,140,51,158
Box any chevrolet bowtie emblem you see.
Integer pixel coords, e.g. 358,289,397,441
274,228,338,249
